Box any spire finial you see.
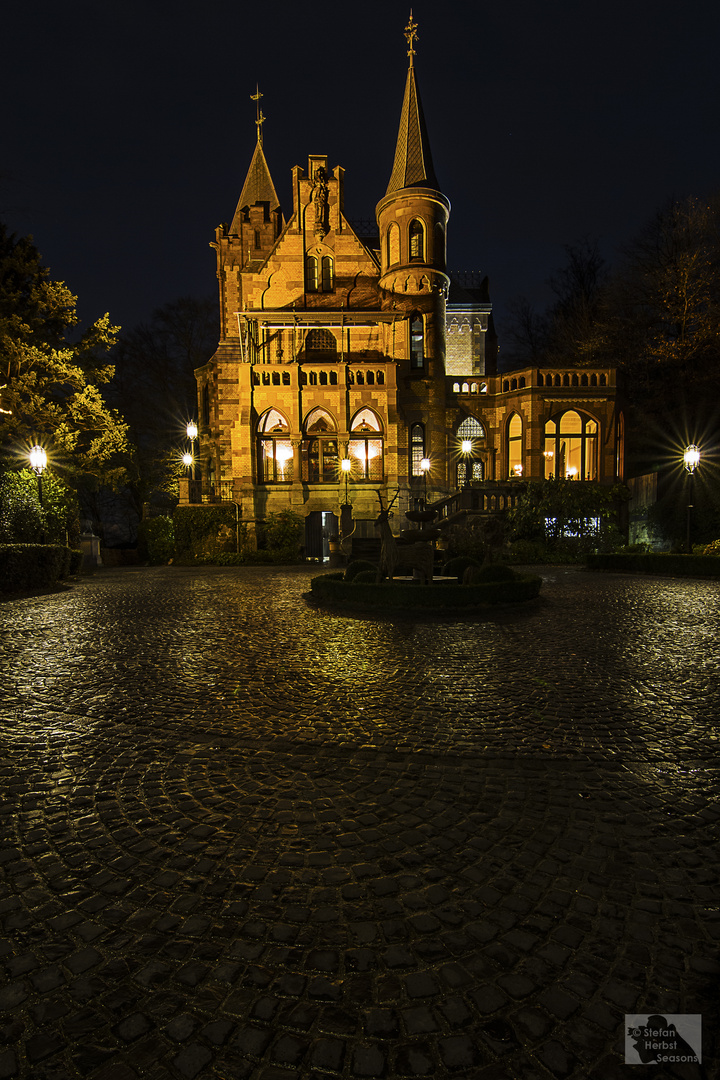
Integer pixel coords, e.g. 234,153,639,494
404,10,418,68
251,85,265,145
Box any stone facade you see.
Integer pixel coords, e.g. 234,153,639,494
188,37,624,555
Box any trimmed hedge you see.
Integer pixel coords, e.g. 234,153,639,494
311,571,542,611
441,556,481,582
0,544,71,592
586,553,720,578
344,560,378,582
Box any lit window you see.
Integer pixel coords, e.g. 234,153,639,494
348,409,383,482
410,423,425,477
302,408,339,483
258,409,293,483
508,414,523,477
544,410,598,480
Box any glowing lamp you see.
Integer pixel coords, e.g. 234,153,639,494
29,446,47,474
340,458,352,473
420,458,431,473
461,439,473,454
187,422,198,441
683,445,700,473
182,453,193,467
513,464,524,477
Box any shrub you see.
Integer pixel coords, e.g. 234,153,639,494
506,539,546,563
0,544,69,592
441,555,481,582
311,572,542,610
464,563,516,585
344,559,378,582
68,549,84,575
353,569,378,583
173,505,238,560
0,470,80,546
137,516,174,565
703,540,720,557
586,552,720,578
263,511,303,562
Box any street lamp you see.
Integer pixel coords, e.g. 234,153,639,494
29,445,47,542
683,444,701,554
340,457,352,504
420,457,431,508
187,422,198,479
182,452,193,476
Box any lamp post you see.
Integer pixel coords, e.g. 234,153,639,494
683,444,700,554
182,452,193,477
186,422,198,479
29,445,47,542
420,457,431,508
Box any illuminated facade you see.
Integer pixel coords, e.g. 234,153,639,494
188,19,624,555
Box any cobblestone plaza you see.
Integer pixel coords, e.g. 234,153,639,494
0,566,717,1079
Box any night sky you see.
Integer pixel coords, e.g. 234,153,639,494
4,0,720,346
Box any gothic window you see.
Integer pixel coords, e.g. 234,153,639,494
377,371,385,385
305,329,337,354
254,229,261,249
366,371,374,385
508,413,523,478
457,459,485,486
302,408,339,483
410,313,424,370
258,409,294,483
457,417,485,486
348,409,383,482
321,256,334,292
387,222,400,266
457,417,485,440
306,256,318,292
616,412,625,481
410,423,425,477
544,410,598,480
409,219,424,261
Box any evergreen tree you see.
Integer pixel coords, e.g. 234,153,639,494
0,224,130,485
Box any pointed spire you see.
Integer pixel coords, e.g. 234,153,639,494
230,89,281,233
385,13,440,196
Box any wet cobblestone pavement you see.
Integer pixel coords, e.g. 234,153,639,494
0,564,718,1080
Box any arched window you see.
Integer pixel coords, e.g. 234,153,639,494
305,256,318,293
387,222,400,266
616,412,625,481
321,256,333,292
302,408,338,483
348,409,383,482
456,417,485,486
508,414,523,477
410,423,425,478
434,222,445,268
410,313,424,370
409,219,424,261
258,409,294,483
544,410,598,480
377,371,385,385
305,329,337,354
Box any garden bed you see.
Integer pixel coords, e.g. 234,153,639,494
586,553,720,578
310,571,542,612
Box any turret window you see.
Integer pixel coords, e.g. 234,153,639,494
410,313,424,370
387,223,400,266
410,423,425,477
409,219,425,261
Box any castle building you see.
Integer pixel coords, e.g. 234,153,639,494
187,18,624,558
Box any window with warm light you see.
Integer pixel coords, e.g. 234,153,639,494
410,423,425,477
544,410,598,480
258,409,294,483
409,219,424,260
507,413,523,478
410,313,424,370
456,417,485,486
348,408,383,482
302,408,339,483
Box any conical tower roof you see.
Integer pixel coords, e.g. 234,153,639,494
385,15,440,196
230,141,281,233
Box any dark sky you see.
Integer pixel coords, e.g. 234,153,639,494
4,0,720,345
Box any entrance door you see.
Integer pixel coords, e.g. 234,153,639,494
305,511,338,561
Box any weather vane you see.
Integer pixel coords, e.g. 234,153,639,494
251,85,265,145
405,10,418,67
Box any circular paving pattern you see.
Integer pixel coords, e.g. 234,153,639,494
0,565,718,1079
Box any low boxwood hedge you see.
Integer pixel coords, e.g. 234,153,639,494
586,553,720,578
0,544,71,592
311,571,542,611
